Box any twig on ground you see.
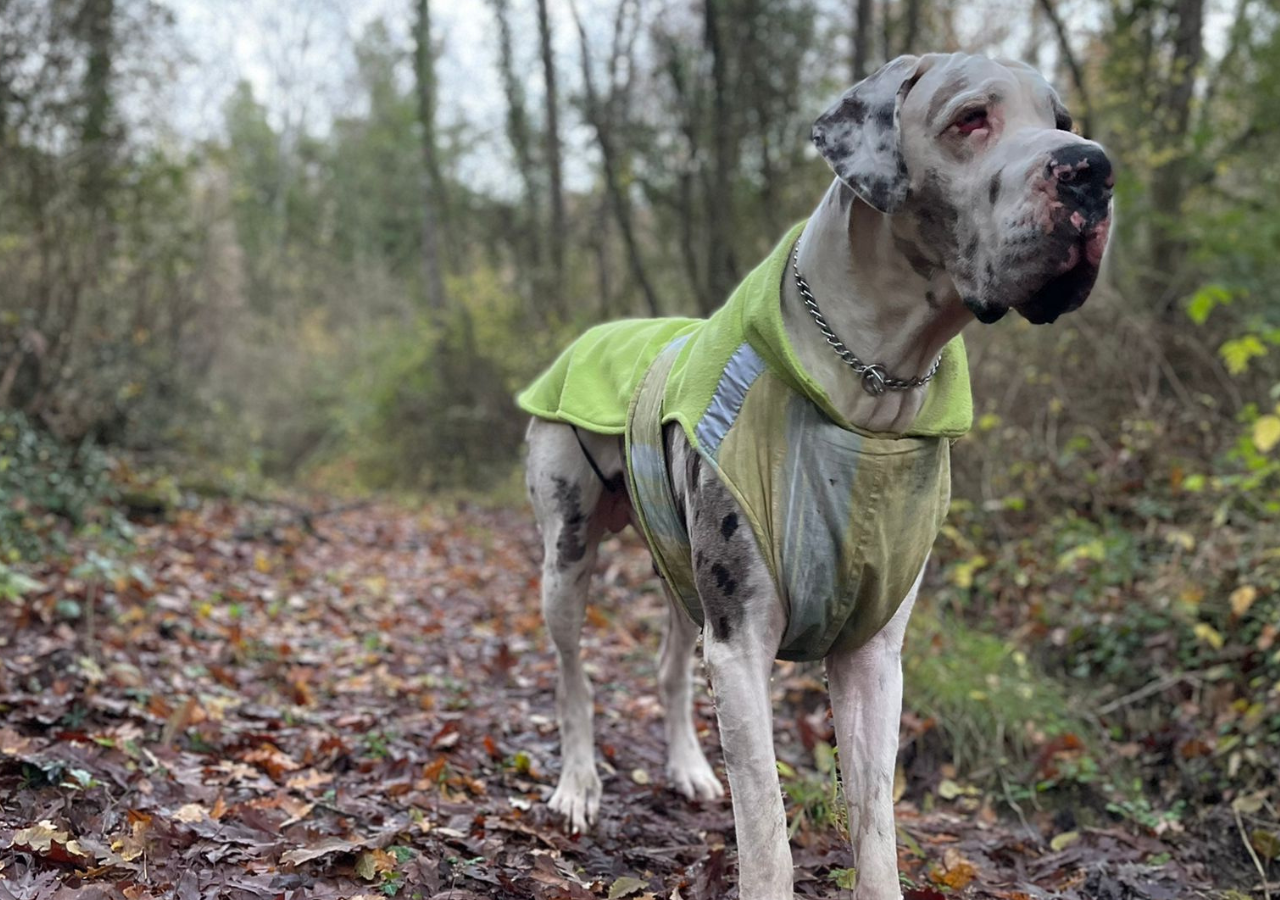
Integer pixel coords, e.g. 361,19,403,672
1236,805,1272,900
999,769,1039,844
1096,671,1202,716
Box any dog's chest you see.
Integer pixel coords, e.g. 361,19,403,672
629,345,951,661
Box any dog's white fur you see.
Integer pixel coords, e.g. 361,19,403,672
525,53,1112,900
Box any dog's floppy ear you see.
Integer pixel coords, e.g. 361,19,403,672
1050,91,1074,132
811,55,930,214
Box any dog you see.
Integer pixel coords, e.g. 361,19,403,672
519,52,1113,899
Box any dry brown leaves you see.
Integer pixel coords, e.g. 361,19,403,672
0,499,1208,898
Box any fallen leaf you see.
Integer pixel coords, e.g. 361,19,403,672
1051,830,1080,851
280,837,361,865
0,727,34,757
243,741,301,779
1232,792,1267,815
609,876,650,898
287,769,335,792
1251,829,1280,861
11,820,69,853
173,803,207,824
935,848,977,890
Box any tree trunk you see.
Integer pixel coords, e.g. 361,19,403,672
570,0,661,317
852,0,873,81
1150,0,1204,314
901,0,922,54
703,0,737,307
79,0,115,210
415,0,448,313
1034,0,1094,137
491,0,545,297
536,0,567,303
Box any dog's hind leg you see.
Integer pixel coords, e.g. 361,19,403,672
825,564,924,900
657,598,724,801
526,419,617,833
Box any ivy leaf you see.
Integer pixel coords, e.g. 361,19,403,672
1219,335,1267,375
1185,283,1234,325
1193,622,1224,650
831,867,858,889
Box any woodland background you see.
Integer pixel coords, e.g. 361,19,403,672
1,0,1280,895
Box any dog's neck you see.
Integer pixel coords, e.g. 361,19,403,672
782,180,973,433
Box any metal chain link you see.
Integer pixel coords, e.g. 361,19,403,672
790,240,941,397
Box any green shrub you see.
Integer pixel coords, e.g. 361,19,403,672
0,411,130,560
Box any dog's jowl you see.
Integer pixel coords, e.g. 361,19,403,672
519,52,1112,900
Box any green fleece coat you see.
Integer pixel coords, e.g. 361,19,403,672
518,222,972,660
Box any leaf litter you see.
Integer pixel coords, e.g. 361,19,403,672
0,499,1220,898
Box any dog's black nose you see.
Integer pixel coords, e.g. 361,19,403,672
1048,144,1113,218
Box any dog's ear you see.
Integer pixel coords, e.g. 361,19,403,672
1050,91,1074,132
811,55,931,214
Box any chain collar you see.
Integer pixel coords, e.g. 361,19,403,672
790,240,941,397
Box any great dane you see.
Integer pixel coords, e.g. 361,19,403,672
523,53,1113,899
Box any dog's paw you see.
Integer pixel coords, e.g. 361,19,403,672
667,754,725,802
548,767,601,833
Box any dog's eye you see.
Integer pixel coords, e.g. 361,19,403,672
954,108,989,135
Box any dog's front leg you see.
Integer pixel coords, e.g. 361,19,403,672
687,479,793,897
825,568,923,899
705,615,792,899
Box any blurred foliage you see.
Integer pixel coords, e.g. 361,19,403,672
0,412,130,561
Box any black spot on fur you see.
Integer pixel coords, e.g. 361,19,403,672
685,448,702,497
894,234,938,280
720,512,738,540
714,615,733,641
872,103,894,128
838,95,869,125
988,173,1001,205
925,74,971,125
710,563,738,597
677,429,749,644
925,289,938,307
551,476,588,569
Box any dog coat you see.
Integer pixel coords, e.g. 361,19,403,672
518,222,972,661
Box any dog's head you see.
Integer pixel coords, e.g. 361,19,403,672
811,53,1113,325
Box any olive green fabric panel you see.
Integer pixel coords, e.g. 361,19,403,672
516,317,701,434
712,370,951,661
625,342,703,628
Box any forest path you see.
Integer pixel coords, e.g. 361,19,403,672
0,500,1217,898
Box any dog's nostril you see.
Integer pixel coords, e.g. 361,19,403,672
1049,144,1113,202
